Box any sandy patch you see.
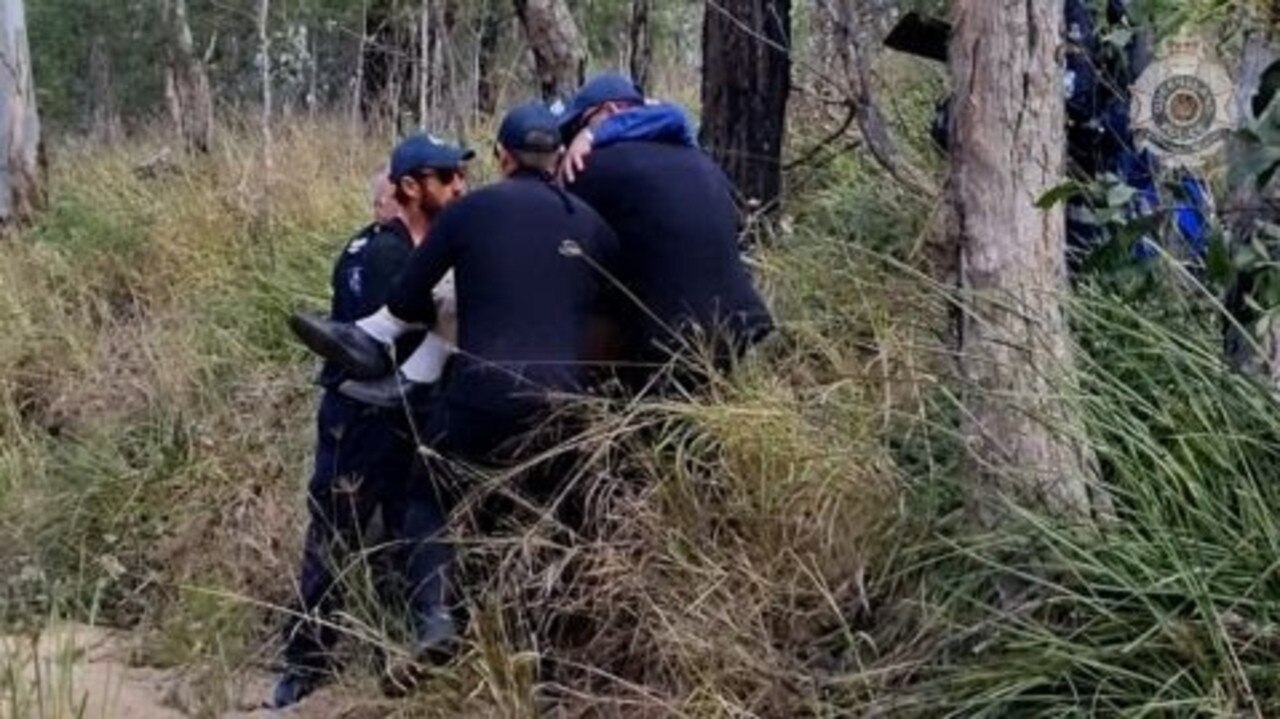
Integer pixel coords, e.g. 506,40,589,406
0,624,349,718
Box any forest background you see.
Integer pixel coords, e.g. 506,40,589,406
5,0,1280,717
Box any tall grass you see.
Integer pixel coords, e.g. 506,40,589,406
3,111,1280,717
0,120,393,713
876,284,1280,717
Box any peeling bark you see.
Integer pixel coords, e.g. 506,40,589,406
513,0,585,101
477,1,504,115
0,0,44,225
629,0,653,91
164,0,214,153
949,0,1108,523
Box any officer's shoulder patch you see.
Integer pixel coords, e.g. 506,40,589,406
347,266,363,296
346,236,369,255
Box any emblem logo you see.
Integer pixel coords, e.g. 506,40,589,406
1131,36,1236,167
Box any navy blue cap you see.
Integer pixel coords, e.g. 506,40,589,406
389,133,474,181
558,72,645,136
498,101,563,152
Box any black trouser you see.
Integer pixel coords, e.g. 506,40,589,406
282,392,448,674
621,324,769,396
399,394,537,618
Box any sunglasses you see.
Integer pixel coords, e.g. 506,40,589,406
414,167,464,185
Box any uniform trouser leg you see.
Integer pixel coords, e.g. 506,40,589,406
284,393,412,672
399,397,528,623
624,334,751,397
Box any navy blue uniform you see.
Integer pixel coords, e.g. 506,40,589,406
925,0,1155,269
388,170,621,418
381,170,621,616
319,220,425,386
565,139,773,382
283,219,445,674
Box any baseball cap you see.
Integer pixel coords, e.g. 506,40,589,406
558,72,645,137
389,133,474,182
498,101,563,153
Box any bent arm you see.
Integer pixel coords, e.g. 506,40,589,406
385,218,457,328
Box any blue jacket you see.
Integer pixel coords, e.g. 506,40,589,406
593,103,697,150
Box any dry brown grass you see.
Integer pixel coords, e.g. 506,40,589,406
0,119,931,717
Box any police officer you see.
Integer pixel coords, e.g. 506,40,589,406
557,72,774,391
287,102,621,670
905,0,1150,269
271,134,471,709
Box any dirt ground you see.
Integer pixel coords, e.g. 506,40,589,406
0,623,349,719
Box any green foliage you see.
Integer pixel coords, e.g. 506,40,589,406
24,0,699,137
1223,72,1280,362
1229,92,1280,194
27,0,167,133
871,289,1280,716
0,119,380,710
8,8,1280,712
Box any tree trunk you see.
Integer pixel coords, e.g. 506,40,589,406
258,0,273,242
419,0,431,128
165,0,214,153
698,0,792,214
87,28,119,143
363,1,412,131
513,0,585,101
307,27,319,121
0,0,43,224
628,0,653,91
439,0,466,143
477,0,504,115
949,0,1106,524
352,0,368,131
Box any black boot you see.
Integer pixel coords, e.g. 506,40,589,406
269,669,326,709
413,606,459,664
380,607,459,697
288,311,393,380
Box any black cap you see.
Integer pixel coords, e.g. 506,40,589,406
389,133,474,181
557,72,645,137
498,102,563,153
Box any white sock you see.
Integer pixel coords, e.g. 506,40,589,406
356,307,415,345
400,332,453,384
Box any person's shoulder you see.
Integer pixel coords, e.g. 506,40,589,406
479,176,568,209
447,181,519,213
595,139,701,169
571,143,639,188
351,220,412,263
340,222,380,253
346,219,410,250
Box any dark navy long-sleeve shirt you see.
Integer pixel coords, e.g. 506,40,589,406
319,218,424,389
565,139,773,360
387,170,621,414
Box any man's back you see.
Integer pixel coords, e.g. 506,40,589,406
567,140,772,360
407,171,620,411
